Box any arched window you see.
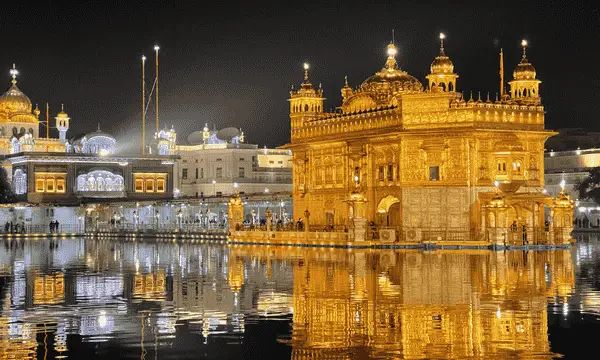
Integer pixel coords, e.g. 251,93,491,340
77,170,124,192
13,169,27,195
304,104,308,112
449,82,454,92
19,127,25,135
440,83,446,91
513,161,522,175
28,128,33,135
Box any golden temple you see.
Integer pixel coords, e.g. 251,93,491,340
0,64,67,154
283,35,574,244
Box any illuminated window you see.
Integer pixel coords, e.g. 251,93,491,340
157,178,165,192
46,179,55,192
182,168,188,180
133,173,168,194
497,160,507,174
378,166,384,181
135,178,144,192
34,173,66,193
429,166,440,181
195,168,198,179
387,164,394,181
36,179,45,192
513,161,522,175
56,179,65,193
145,179,154,192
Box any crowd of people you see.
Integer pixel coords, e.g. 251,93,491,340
3,221,26,234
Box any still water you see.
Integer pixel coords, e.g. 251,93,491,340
0,237,599,359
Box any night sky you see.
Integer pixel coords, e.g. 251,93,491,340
1,1,598,151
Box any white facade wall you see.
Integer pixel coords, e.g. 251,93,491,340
175,145,292,198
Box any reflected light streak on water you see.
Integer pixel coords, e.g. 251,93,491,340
0,237,598,359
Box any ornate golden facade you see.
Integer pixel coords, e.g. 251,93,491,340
284,36,572,242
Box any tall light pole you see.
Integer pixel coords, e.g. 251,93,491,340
212,179,216,196
141,55,146,155
154,44,160,136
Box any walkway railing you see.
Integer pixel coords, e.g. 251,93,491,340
87,223,227,234
1,224,83,234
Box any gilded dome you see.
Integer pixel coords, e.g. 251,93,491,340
361,71,423,93
360,42,423,94
513,58,536,80
430,49,454,74
513,40,536,80
0,84,33,115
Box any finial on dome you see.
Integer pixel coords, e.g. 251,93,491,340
9,63,18,85
521,39,528,59
439,32,446,52
97,123,101,131
61,103,64,111
386,42,398,69
344,75,348,86
392,29,395,44
303,63,309,82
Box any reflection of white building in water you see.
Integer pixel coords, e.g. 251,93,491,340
175,124,292,198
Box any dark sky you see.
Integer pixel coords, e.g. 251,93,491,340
1,1,598,150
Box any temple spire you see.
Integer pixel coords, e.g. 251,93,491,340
439,32,446,55
303,63,309,83
521,39,528,60
9,63,18,85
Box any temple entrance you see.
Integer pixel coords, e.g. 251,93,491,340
388,203,401,226
325,212,334,227
377,195,401,227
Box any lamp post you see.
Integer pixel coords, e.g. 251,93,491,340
212,179,217,196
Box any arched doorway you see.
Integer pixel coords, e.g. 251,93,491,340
377,195,401,226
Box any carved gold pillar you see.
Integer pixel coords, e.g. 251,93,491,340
348,191,368,242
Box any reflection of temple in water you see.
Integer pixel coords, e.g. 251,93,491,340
0,239,577,358
228,246,575,359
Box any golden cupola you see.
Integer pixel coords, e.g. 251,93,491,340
360,41,423,95
509,40,541,104
289,63,324,130
341,75,353,103
0,64,39,124
427,33,458,92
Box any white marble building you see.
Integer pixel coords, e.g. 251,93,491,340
174,124,292,198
